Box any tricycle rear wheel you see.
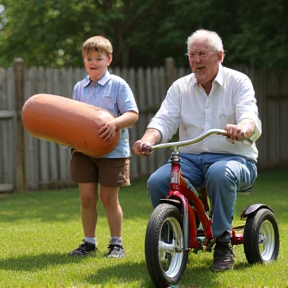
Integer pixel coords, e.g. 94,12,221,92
243,208,279,264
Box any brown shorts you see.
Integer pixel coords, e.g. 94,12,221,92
70,151,130,187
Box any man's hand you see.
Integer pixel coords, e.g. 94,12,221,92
133,140,154,156
133,128,162,156
225,120,255,144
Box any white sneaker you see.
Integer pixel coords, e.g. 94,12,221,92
106,244,126,258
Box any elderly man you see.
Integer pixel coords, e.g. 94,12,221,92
133,29,261,271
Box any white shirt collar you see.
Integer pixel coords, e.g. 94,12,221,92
190,63,224,87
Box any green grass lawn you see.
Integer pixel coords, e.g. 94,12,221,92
0,168,288,288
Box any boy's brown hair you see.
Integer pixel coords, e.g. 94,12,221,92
82,36,113,58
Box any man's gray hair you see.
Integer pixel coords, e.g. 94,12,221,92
187,29,224,51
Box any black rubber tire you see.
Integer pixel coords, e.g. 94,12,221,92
243,208,279,264
145,203,189,288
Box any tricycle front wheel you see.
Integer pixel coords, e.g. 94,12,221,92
243,208,279,264
145,203,189,288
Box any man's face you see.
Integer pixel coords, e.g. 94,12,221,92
187,40,223,85
84,51,112,82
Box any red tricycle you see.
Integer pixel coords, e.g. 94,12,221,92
144,129,279,288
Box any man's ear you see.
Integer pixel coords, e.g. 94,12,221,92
219,50,225,63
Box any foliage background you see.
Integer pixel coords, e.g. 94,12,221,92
0,0,287,69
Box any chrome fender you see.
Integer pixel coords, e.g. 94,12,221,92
160,197,190,250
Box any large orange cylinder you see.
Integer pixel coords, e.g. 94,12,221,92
22,94,120,157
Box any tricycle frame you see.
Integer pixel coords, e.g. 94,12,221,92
145,129,280,287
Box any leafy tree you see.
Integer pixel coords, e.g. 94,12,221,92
226,0,288,69
0,0,287,69
149,0,241,68
0,0,93,67
0,0,163,68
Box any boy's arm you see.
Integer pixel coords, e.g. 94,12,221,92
99,111,138,141
113,111,139,129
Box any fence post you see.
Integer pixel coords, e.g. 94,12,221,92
165,57,176,90
14,58,25,192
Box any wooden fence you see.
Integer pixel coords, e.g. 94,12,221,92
0,58,288,193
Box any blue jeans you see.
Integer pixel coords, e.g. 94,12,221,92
147,153,257,238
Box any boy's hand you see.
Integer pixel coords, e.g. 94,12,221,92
99,122,117,142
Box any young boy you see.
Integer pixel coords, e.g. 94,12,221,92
69,36,139,258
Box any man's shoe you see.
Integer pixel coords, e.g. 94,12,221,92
211,234,234,272
68,241,96,256
106,244,126,258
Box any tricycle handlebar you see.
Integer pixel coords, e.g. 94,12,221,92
152,129,227,150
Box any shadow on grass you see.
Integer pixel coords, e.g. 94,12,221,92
85,261,155,288
85,257,249,288
0,252,155,287
0,252,89,271
0,252,260,288
85,258,252,288
165,257,251,287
